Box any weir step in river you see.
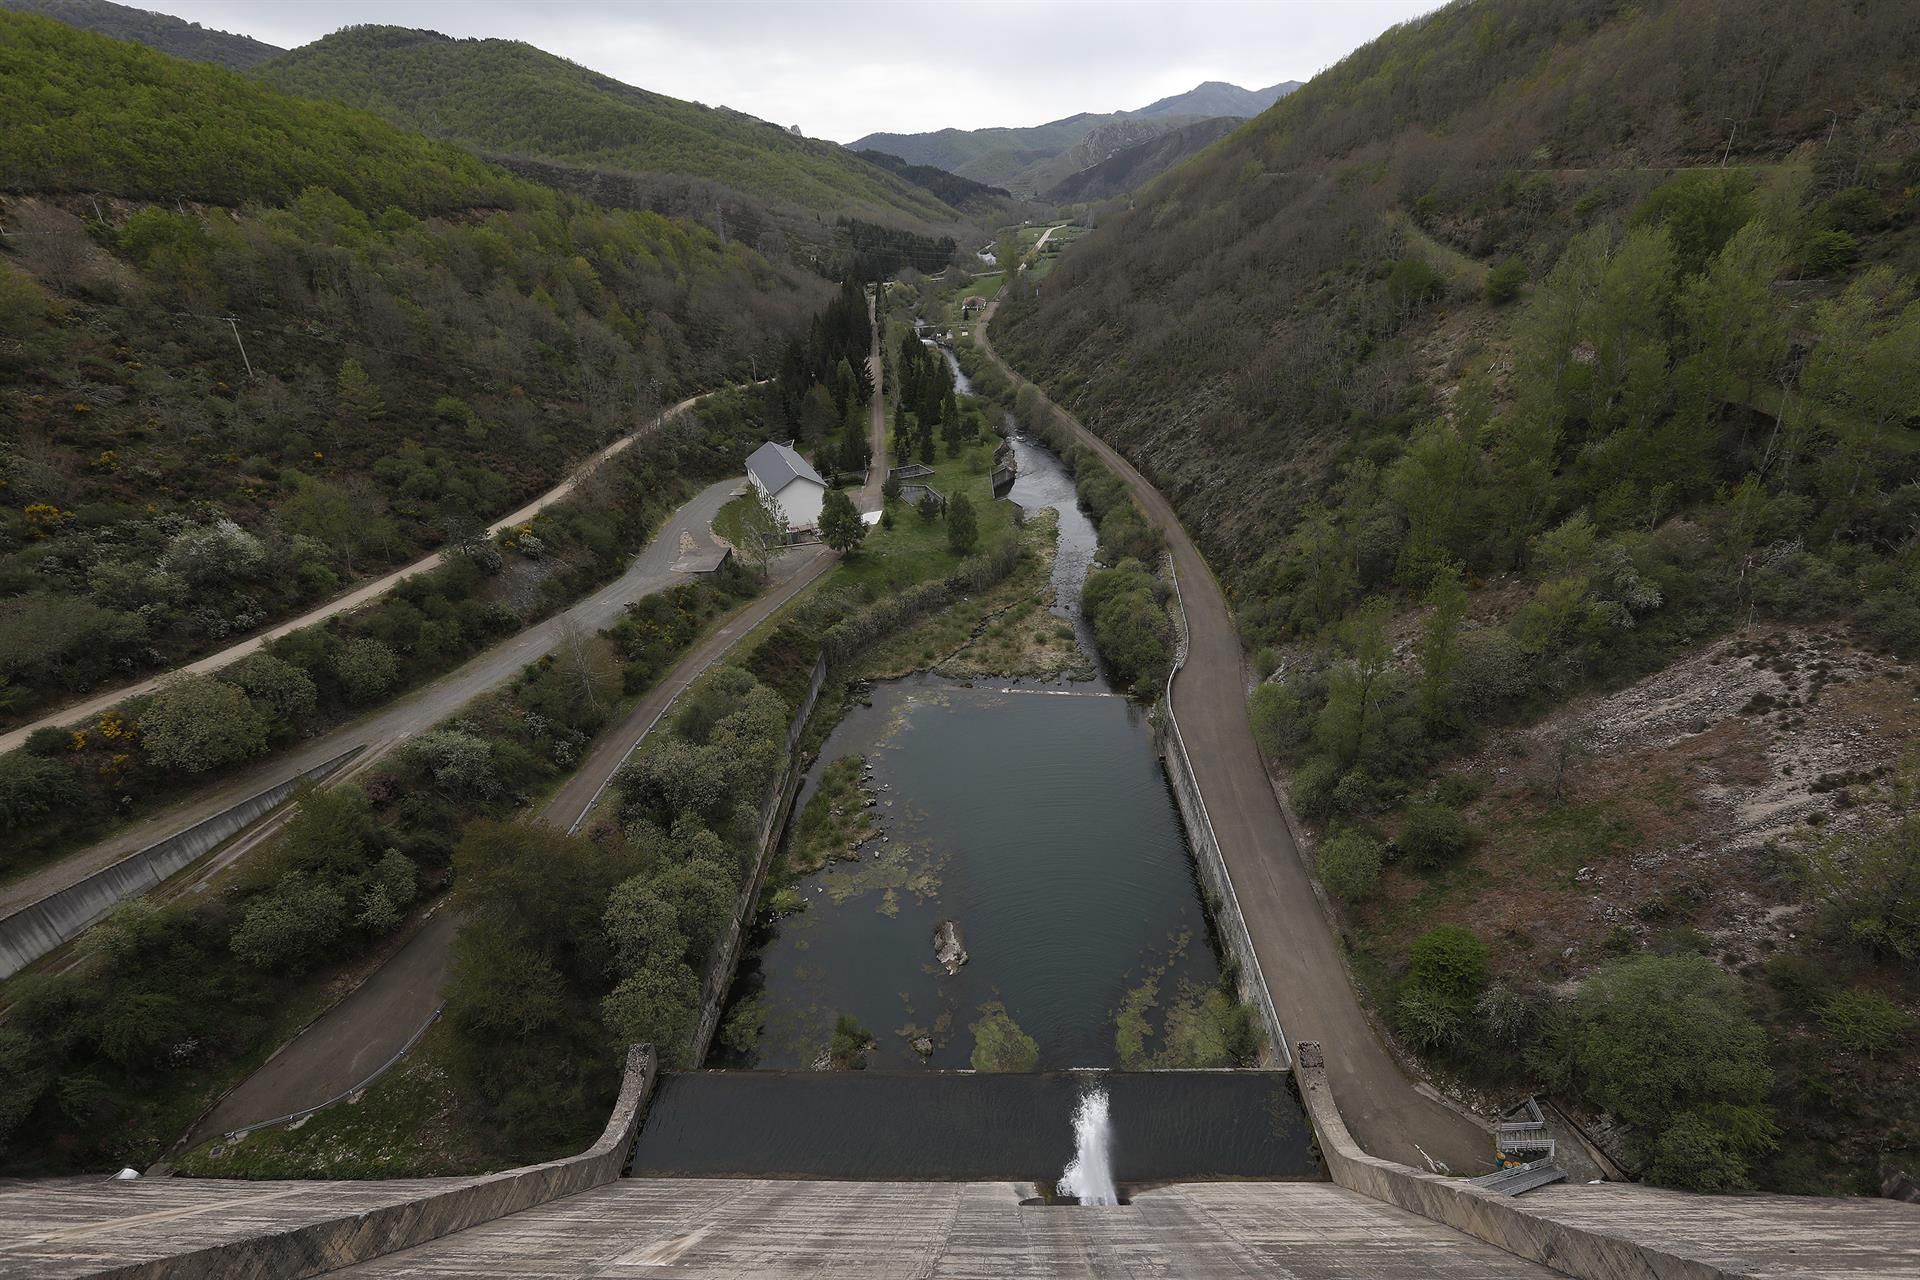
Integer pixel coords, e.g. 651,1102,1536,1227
628,1070,1319,1184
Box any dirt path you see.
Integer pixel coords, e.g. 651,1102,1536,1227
179,542,835,1149
975,300,1492,1176
0,388,725,756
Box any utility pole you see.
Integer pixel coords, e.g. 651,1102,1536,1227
1824,109,1839,148
1720,118,1740,167
224,317,254,380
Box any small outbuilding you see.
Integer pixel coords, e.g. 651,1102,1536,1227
746,440,827,531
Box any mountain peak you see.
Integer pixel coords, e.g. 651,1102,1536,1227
1127,79,1299,120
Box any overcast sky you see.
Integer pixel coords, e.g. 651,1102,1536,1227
151,0,1440,142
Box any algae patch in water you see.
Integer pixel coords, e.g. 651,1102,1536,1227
824,838,947,906
969,1002,1040,1072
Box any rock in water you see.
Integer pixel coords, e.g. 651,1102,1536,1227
933,920,969,974
912,1037,934,1057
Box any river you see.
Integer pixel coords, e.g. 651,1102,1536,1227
714,366,1223,1073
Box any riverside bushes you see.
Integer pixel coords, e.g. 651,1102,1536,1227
959,345,1171,697
1080,559,1172,696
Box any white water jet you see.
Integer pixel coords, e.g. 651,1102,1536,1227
1056,1087,1119,1205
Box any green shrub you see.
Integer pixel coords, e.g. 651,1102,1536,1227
334,636,399,703
1081,559,1171,696
1385,254,1445,310
1798,228,1857,276
1399,802,1473,869
1645,1104,1779,1192
140,675,275,773
229,874,347,973
1397,986,1466,1050
1484,256,1527,303
1799,792,1920,963
1528,954,1774,1188
1248,682,1309,761
0,751,82,831
830,1014,873,1069
1290,756,1340,820
1317,828,1382,902
1818,989,1913,1056
1406,924,1490,1008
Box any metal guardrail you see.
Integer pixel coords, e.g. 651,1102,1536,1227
227,1005,444,1140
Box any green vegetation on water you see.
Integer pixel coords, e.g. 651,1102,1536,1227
787,755,876,876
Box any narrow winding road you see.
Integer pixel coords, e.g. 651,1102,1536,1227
0,389,720,756
181,540,834,1150
976,300,1492,1176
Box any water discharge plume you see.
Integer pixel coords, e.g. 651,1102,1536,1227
1057,1086,1119,1205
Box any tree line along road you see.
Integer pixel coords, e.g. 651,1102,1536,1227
0,387,727,757
975,297,1493,1176
0,476,745,923
177,538,834,1152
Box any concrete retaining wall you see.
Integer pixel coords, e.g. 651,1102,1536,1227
0,747,364,978
1291,1039,1920,1280
1162,727,1290,1071
689,656,830,1063
103,1046,657,1280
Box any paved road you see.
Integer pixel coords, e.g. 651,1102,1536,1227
1,478,742,919
180,541,836,1149
0,390,719,756
976,300,1492,1176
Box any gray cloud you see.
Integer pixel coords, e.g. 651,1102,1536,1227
158,0,1440,142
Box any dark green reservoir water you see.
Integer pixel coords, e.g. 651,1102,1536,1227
718,676,1221,1070
630,1070,1316,1182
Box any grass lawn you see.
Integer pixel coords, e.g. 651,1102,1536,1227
832,435,1015,596
932,272,1003,331
712,491,758,547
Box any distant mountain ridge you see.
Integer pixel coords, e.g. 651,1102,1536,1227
0,0,282,67
1041,116,1245,204
847,78,1299,195
1131,79,1303,119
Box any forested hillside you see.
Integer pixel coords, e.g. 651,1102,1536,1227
0,0,282,68
253,27,986,269
0,13,822,727
992,0,1920,1194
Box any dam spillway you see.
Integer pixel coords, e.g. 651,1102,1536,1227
626,1070,1317,1184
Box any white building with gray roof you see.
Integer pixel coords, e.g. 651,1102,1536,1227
745,440,827,532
